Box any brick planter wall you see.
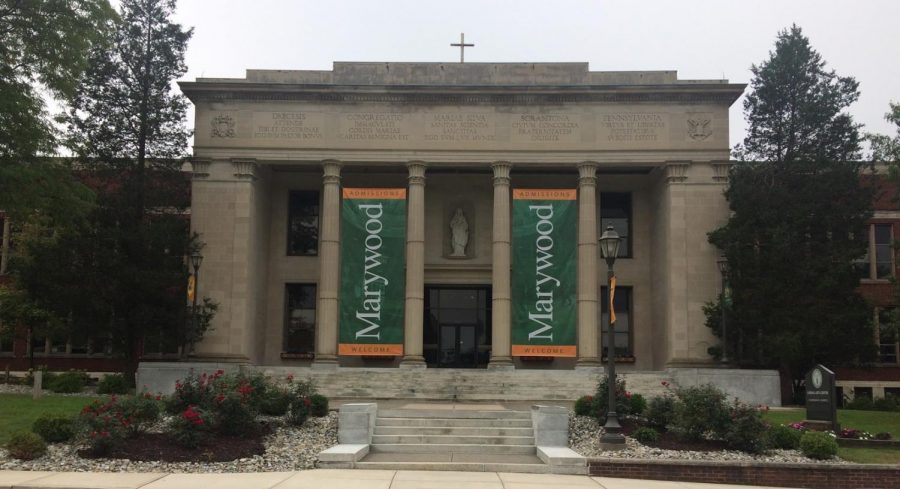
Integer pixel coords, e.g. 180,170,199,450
589,458,900,489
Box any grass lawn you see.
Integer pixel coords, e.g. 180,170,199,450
0,393,99,445
837,447,900,464
764,408,900,436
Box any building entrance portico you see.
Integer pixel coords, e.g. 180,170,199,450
424,286,492,368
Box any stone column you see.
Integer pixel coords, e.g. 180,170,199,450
576,162,601,369
489,162,514,369
313,160,342,368
400,161,427,368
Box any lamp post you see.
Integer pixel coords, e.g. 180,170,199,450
717,255,729,364
599,224,625,449
188,252,203,356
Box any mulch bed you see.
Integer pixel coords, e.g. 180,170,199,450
79,422,271,463
618,418,729,452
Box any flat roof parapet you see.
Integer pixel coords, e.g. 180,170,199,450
193,62,729,86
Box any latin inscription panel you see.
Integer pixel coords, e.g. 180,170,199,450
252,111,324,141
598,113,667,143
337,113,412,142
510,114,581,143
424,113,496,142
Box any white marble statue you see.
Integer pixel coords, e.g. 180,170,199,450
449,208,469,257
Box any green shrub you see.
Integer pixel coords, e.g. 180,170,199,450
872,396,900,412
672,384,730,441
845,396,875,411
629,393,647,416
645,396,675,430
767,424,802,449
165,370,223,414
32,414,75,443
288,397,310,426
799,431,838,460
632,426,660,444
97,373,129,395
213,392,256,435
310,394,329,417
47,371,88,393
5,431,47,460
169,404,213,448
574,395,594,417
259,388,292,416
722,401,768,453
591,375,632,422
117,395,161,436
875,432,893,440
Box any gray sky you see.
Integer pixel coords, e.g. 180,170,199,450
171,0,900,149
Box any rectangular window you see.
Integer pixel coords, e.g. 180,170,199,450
600,286,632,358
877,307,899,364
600,193,632,258
874,224,893,279
284,284,316,355
854,386,873,400
287,191,319,256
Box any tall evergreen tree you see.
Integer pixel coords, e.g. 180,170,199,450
869,103,900,164
62,0,196,382
709,26,875,402
735,24,862,162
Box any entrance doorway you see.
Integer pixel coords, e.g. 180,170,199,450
424,286,491,368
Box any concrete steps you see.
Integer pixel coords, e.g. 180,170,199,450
261,366,672,402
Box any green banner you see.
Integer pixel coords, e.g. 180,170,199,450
511,189,577,357
339,188,406,356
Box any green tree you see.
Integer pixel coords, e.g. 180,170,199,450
61,0,196,383
710,26,876,402
0,0,113,221
734,24,862,163
869,103,900,164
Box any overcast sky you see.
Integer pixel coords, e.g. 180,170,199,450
168,0,900,149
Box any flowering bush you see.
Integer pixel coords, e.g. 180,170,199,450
574,395,593,416
213,391,256,435
721,401,768,453
287,396,312,426
116,394,161,437
169,405,213,448
590,376,633,422
164,370,225,414
77,398,129,455
645,391,676,430
838,427,873,440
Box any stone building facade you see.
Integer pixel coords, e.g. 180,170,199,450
178,62,743,373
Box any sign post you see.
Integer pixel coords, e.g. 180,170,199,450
805,364,839,431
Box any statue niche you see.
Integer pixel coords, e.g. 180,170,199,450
449,208,469,257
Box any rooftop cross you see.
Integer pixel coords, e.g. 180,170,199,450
450,33,474,63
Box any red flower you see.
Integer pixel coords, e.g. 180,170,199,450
661,381,669,387
100,431,109,438
182,405,205,426
625,391,632,399
303,398,312,407
286,374,295,382
215,393,225,403
237,383,254,397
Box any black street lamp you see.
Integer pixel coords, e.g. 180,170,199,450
188,252,203,356
599,224,625,449
717,255,729,364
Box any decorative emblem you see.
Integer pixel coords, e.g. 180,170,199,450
812,369,823,389
687,118,712,141
211,115,236,138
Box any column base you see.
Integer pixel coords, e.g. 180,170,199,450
399,356,427,369
575,358,602,370
487,357,515,371
311,355,339,369
599,438,627,451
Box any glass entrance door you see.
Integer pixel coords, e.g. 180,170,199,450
424,287,491,368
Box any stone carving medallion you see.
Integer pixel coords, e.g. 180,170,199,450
687,117,712,141
449,208,469,257
211,114,236,138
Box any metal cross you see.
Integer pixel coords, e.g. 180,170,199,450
450,33,474,63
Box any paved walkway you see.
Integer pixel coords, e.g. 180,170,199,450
0,469,796,488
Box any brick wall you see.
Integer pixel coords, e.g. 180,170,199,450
589,458,900,489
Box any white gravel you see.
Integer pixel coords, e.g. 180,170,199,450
0,412,338,473
569,414,848,464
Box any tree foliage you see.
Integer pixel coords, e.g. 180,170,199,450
870,103,900,164
734,24,862,163
0,0,113,222
710,26,875,397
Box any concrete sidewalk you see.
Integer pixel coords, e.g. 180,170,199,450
0,469,795,489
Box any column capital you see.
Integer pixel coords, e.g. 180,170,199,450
664,161,691,183
492,161,512,184
407,160,427,185
191,158,211,179
322,160,342,184
231,158,258,180
711,161,732,183
577,162,598,185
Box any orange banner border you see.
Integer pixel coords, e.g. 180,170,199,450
342,188,406,200
511,345,577,357
339,343,403,356
512,189,576,201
